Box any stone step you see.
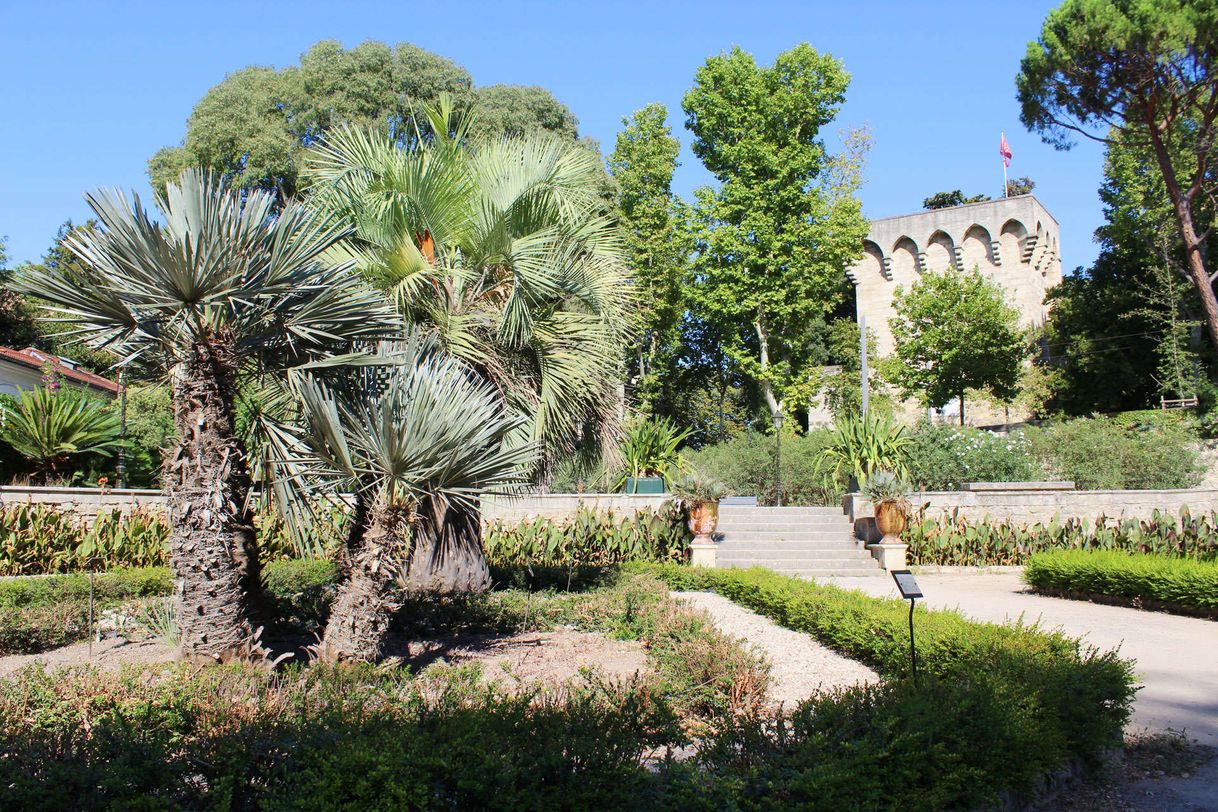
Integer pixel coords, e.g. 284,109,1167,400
717,551,872,562
716,520,852,532
718,561,880,577
718,507,846,517
717,546,864,557
716,530,855,540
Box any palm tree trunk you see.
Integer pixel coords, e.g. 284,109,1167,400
403,499,491,594
318,500,411,662
164,340,262,662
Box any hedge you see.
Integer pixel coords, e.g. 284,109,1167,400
632,562,1137,806
1024,549,1218,617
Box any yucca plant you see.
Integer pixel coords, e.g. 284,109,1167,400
0,387,120,483
821,411,911,486
17,169,397,661
267,338,536,662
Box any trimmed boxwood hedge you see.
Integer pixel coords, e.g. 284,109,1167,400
1025,549,1218,617
631,562,1137,804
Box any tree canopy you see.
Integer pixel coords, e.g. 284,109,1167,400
1017,0,1218,349
608,103,690,414
922,190,990,210
889,266,1028,424
149,40,583,202
682,44,869,425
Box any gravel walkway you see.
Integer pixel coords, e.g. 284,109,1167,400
673,590,878,707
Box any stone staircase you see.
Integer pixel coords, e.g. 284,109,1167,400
714,506,881,578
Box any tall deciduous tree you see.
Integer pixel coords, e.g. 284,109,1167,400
17,170,396,661
889,267,1028,424
1017,0,1218,349
608,103,690,413
682,44,869,425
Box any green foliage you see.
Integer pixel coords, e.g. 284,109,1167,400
859,469,910,503
821,410,911,484
0,505,167,576
682,429,840,506
616,417,691,487
890,266,1028,421
0,387,120,482
483,504,688,568
667,470,729,504
1025,549,1218,615
609,103,691,414
640,563,1136,806
1005,176,1036,196
466,84,580,142
1017,0,1218,348
905,507,1218,566
148,40,474,199
904,423,1034,490
305,108,629,473
0,566,171,610
1024,414,1203,490
683,43,870,418
117,384,176,488
922,189,989,209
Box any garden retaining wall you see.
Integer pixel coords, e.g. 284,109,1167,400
845,483,1218,526
0,486,670,525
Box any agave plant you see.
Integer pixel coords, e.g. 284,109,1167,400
303,96,632,482
821,411,911,486
267,338,536,662
17,169,397,661
0,387,120,483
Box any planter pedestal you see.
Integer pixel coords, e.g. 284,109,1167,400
688,540,717,568
867,541,908,571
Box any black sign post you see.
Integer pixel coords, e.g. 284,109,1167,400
890,569,923,684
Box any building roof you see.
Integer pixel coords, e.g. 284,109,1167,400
0,347,121,395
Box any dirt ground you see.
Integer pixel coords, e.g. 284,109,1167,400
0,628,651,688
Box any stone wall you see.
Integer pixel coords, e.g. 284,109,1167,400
0,486,670,526
845,484,1218,527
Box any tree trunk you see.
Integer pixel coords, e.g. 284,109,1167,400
164,340,263,663
318,500,411,662
754,315,783,424
959,389,965,426
402,498,491,593
1147,127,1218,353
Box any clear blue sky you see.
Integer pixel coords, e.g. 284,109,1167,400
0,0,1105,270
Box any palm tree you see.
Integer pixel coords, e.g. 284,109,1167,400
268,339,536,661
301,101,632,590
17,170,397,661
305,98,633,476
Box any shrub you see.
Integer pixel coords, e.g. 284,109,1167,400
637,563,1136,806
906,507,1218,566
1025,549,1218,615
483,504,688,568
682,429,840,505
904,422,1034,490
1024,415,1203,490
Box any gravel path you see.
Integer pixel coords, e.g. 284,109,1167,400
673,590,878,707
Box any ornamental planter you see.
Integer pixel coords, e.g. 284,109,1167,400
873,498,908,543
686,500,719,544
624,476,665,495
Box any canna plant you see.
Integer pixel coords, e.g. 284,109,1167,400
17,169,397,662
267,338,536,662
0,387,120,483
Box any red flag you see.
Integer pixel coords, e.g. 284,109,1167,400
999,132,1012,167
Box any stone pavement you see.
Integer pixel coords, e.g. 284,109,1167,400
822,572,1218,747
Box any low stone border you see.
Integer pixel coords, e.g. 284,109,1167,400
908,565,1025,575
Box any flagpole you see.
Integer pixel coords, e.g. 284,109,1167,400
1001,131,1009,197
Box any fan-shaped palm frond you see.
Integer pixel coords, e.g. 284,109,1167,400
302,103,633,479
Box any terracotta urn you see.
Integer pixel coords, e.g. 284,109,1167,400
686,500,720,545
874,499,908,543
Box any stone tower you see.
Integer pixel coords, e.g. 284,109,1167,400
847,194,1062,357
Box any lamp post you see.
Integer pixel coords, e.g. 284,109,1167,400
773,411,784,507
891,569,923,685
